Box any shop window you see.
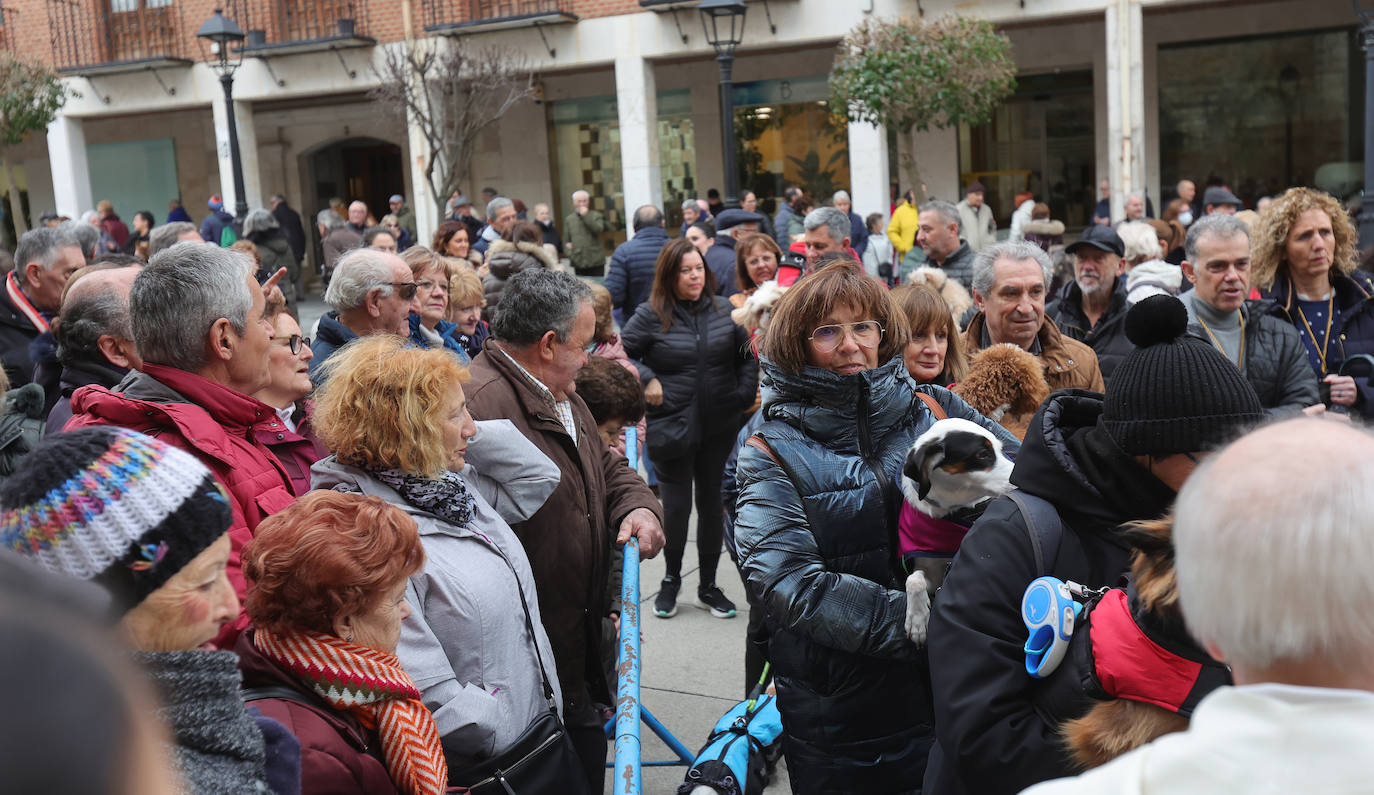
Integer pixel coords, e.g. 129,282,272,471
1158,28,1364,210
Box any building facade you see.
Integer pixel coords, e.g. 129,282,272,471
2,0,1364,263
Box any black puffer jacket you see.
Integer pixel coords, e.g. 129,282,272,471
924,391,1177,795
734,356,1018,794
1261,269,1374,419
1047,279,1133,383
1183,296,1318,416
621,294,756,459
483,240,556,315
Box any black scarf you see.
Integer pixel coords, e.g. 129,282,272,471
369,467,476,527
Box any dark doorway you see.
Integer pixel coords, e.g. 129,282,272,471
308,137,404,223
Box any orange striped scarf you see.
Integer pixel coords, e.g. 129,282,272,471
253,628,447,795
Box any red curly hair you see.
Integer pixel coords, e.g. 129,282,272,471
242,491,425,636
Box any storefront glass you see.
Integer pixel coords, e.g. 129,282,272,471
1158,28,1364,209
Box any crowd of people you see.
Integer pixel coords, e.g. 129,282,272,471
0,173,1371,795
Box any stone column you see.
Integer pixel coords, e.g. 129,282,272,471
46,114,93,219
846,120,889,220
616,51,662,239
1105,0,1145,221
211,92,264,212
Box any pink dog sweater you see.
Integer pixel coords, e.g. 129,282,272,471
899,501,973,559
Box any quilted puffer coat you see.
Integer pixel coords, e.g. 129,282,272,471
733,355,1017,793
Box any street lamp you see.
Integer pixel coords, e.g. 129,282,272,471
197,8,249,224
1355,0,1374,247
699,0,747,209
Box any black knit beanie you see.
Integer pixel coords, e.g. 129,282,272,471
0,427,233,613
1103,295,1265,456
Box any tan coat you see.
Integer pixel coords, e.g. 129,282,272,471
963,312,1105,438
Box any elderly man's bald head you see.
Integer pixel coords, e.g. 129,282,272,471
1175,418,1374,685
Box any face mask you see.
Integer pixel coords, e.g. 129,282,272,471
1178,211,1193,227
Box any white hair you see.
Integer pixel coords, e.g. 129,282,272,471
1116,221,1158,264
325,248,398,312
1175,419,1374,671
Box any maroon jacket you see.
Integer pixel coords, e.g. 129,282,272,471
65,363,303,644
236,632,399,795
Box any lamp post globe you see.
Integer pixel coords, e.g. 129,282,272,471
197,9,249,224
699,0,747,209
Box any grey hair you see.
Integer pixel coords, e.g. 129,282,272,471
131,242,254,371
491,268,593,346
1185,213,1250,263
803,206,850,245
325,248,398,312
317,209,344,231
242,208,278,238
971,240,1054,297
918,200,962,233
1117,221,1159,264
486,196,513,220
56,220,98,259
571,190,589,202
832,190,851,204
55,271,138,366
148,222,199,256
1174,420,1374,669
14,227,77,273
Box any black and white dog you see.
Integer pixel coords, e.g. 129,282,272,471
901,419,1015,643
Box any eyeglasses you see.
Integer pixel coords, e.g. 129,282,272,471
808,320,884,352
274,334,308,355
386,281,419,300
417,279,449,294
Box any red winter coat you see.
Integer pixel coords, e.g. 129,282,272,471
65,363,302,645
236,631,400,795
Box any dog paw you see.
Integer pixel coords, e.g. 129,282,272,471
905,570,932,645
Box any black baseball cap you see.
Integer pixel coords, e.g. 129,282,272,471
1066,225,1125,257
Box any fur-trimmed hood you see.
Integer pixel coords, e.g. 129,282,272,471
1023,219,1065,236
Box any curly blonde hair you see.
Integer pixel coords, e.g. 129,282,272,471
1250,187,1358,291
313,335,469,478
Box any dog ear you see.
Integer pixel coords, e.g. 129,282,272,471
904,441,943,502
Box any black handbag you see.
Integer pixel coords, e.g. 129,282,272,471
445,546,589,795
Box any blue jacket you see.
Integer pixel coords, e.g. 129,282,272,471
307,311,358,385
604,226,668,318
733,355,1017,793
408,313,471,364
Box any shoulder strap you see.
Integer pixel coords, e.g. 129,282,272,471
1006,490,1062,576
241,685,319,707
914,390,947,420
489,543,558,710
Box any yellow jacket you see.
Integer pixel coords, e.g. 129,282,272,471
888,201,919,256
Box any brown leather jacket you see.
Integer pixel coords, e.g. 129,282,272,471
963,312,1105,438
462,342,661,726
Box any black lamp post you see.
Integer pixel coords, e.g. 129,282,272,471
1356,1,1374,248
699,0,747,210
197,9,249,223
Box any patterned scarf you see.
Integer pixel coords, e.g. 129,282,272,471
369,467,476,528
252,628,447,795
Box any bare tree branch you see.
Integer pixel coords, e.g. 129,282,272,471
371,40,536,219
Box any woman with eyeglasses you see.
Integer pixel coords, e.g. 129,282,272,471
622,237,758,620
253,291,327,495
402,247,473,363
732,259,1017,793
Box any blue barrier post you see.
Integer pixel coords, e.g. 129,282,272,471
614,427,642,794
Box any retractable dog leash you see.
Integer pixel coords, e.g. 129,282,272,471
1020,576,1108,678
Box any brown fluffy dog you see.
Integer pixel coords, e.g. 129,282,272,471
1059,517,1191,769
952,344,1050,440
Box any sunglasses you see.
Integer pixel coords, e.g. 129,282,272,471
274,334,308,355
386,281,419,300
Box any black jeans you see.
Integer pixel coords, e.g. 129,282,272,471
653,429,736,588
